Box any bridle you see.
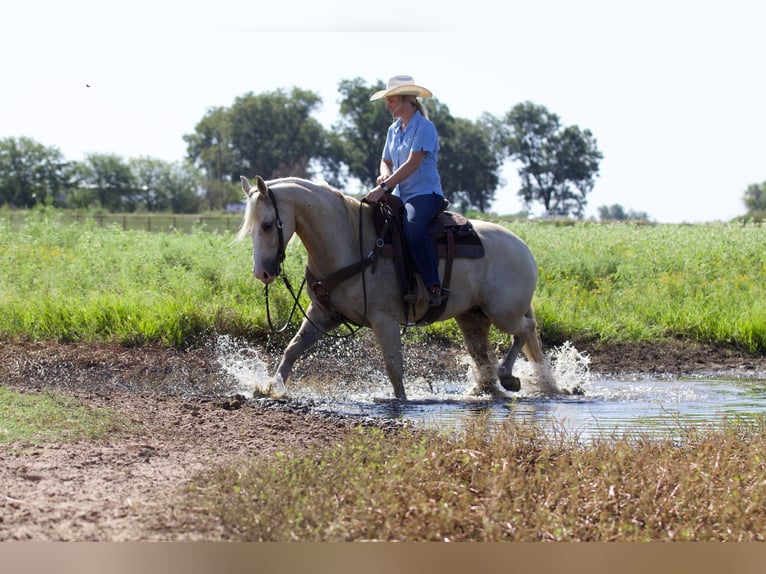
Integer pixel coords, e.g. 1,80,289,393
261,184,297,333
261,184,372,338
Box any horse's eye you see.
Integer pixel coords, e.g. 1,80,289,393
261,221,274,232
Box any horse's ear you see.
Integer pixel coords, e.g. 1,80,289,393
240,176,255,198
254,175,269,196
240,175,269,199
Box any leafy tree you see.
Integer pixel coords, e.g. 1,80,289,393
0,137,73,207
499,102,602,218
598,203,651,222
433,108,501,213
229,88,325,179
740,181,766,222
129,158,204,213
183,107,240,209
184,107,237,180
185,88,327,205
130,157,170,211
76,153,135,211
744,182,766,212
329,78,394,189
163,162,206,213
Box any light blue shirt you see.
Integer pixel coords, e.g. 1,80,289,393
382,110,444,202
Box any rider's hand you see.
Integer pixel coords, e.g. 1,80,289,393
365,186,386,203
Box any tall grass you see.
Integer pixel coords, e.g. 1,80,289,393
2,212,765,351
0,211,285,346
511,221,766,351
177,415,766,541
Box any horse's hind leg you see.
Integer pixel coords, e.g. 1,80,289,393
497,309,541,392
455,308,500,395
498,336,525,392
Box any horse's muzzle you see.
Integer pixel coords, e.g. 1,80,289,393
255,272,276,284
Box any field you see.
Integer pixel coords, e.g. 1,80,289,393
2,212,766,541
2,211,765,350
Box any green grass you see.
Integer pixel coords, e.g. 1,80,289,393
177,415,766,541
0,387,131,443
511,221,766,351
0,211,281,346
1,211,765,352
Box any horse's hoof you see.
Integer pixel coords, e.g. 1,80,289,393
467,385,489,397
268,376,287,399
499,375,521,392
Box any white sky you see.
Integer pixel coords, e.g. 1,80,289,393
2,0,764,222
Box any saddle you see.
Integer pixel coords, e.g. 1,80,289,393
371,194,485,324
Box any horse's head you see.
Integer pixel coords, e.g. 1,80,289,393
238,175,296,284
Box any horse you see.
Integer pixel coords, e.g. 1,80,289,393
237,175,547,400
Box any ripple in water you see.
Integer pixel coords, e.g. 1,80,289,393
213,335,766,441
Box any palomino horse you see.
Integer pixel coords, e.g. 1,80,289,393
238,175,545,400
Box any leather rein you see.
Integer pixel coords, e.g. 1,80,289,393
262,185,382,337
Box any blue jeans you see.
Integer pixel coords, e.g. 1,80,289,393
403,193,444,288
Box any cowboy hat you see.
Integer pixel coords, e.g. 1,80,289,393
369,75,433,101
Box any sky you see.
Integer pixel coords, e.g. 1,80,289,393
2,0,764,223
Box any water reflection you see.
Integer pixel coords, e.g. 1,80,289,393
216,336,766,442
307,377,766,442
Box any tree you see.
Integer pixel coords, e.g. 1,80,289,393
433,109,502,213
598,204,651,222
0,137,73,207
499,102,602,218
185,88,327,207
229,88,326,179
184,107,237,180
744,182,766,212
130,157,169,212
328,78,394,189
129,158,204,213
76,153,135,211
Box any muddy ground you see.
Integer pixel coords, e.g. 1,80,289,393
2,336,765,541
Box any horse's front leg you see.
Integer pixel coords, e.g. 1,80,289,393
369,318,406,400
275,304,341,391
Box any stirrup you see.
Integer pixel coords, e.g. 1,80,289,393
428,286,442,307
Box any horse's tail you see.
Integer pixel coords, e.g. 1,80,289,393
523,304,545,363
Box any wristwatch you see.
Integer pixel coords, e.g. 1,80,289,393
380,181,389,192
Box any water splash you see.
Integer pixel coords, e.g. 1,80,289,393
214,335,276,397
515,340,591,396
214,335,592,401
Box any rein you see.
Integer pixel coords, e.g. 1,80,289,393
263,187,373,338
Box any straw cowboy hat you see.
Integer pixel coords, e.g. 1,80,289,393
369,75,433,101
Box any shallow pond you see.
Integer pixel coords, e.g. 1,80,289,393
217,337,766,441
319,377,766,441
